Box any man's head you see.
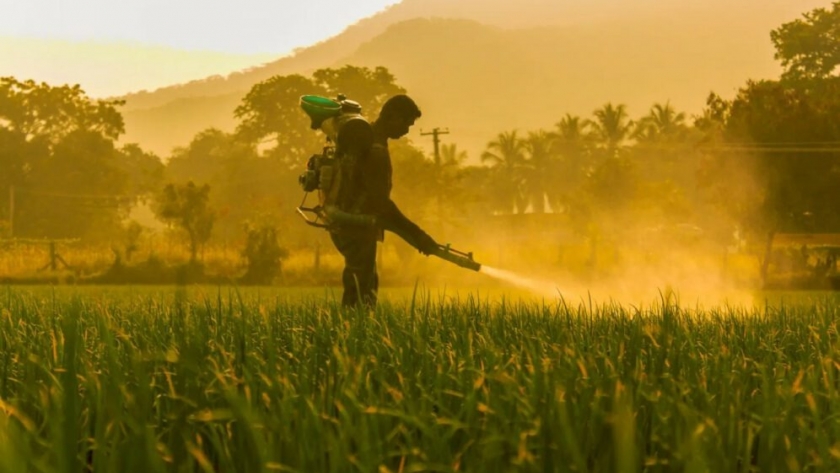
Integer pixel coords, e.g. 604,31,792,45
376,95,422,139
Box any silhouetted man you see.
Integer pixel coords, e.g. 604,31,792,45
330,94,438,307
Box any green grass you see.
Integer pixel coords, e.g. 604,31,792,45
1,286,840,472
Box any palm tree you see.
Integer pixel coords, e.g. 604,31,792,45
440,143,468,167
436,143,468,225
549,115,591,211
555,114,587,143
587,103,634,155
554,114,591,175
633,102,696,188
633,102,687,143
522,130,555,213
481,130,527,213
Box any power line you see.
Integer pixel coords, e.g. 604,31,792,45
12,188,131,200
633,142,840,153
702,147,840,153
708,141,840,146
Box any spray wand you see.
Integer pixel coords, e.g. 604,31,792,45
432,244,481,272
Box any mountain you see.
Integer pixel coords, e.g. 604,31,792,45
118,0,830,158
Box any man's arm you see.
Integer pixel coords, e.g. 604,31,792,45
363,145,437,254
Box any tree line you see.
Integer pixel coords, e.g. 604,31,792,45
0,2,838,275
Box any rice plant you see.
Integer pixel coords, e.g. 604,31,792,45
1,287,839,472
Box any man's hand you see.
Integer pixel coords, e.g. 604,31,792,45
413,231,439,256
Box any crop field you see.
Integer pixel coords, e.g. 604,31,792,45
1,286,840,472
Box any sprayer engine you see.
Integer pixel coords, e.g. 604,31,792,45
298,147,335,193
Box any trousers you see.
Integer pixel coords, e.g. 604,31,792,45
330,231,379,307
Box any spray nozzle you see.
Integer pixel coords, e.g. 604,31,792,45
433,244,481,272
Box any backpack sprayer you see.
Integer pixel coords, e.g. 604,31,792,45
297,94,482,272
297,94,375,229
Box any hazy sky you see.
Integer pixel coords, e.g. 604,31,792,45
0,0,400,96
0,0,401,53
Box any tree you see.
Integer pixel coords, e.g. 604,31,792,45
480,130,527,213
389,139,437,224
587,103,633,155
311,66,406,118
0,77,140,239
17,129,130,239
240,224,289,285
693,93,731,135
440,143,468,167
117,144,165,198
688,5,840,285
234,66,407,166
165,128,297,241
771,2,840,81
550,114,591,213
0,128,45,232
168,128,250,184
633,102,687,143
234,74,325,166
0,77,124,144
726,79,840,231
632,102,697,193
155,182,215,264
387,140,438,263
582,103,639,237
436,143,469,225
521,130,555,213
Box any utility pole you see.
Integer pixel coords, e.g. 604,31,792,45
8,185,13,239
420,128,450,233
420,128,450,166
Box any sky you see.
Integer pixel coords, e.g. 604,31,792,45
0,0,401,96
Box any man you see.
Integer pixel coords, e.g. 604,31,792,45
330,94,438,307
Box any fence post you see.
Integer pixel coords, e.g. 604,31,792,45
49,241,57,271
8,185,13,238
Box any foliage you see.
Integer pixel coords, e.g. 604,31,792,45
725,78,840,234
587,103,634,155
521,130,555,213
221,66,412,248
165,128,293,241
3,288,840,471
771,1,840,81
5,3,840,281
311,66,405,119
550,114,591,211
0,78,161,239
239,224,289,285
0,77,124,143
234,74,326,165
15,130,130,239
123,221,144,262
234,66,406,165
435,143,472,228
117,144,165,198
388,140,438,262
632,102,687,143
480,130,528,213
155,181,215,264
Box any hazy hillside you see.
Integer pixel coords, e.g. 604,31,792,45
340,11,793,159
119,0,831,158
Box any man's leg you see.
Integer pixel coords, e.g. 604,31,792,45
330,232,378,307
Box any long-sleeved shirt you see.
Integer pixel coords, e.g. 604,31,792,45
340,131,423,242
